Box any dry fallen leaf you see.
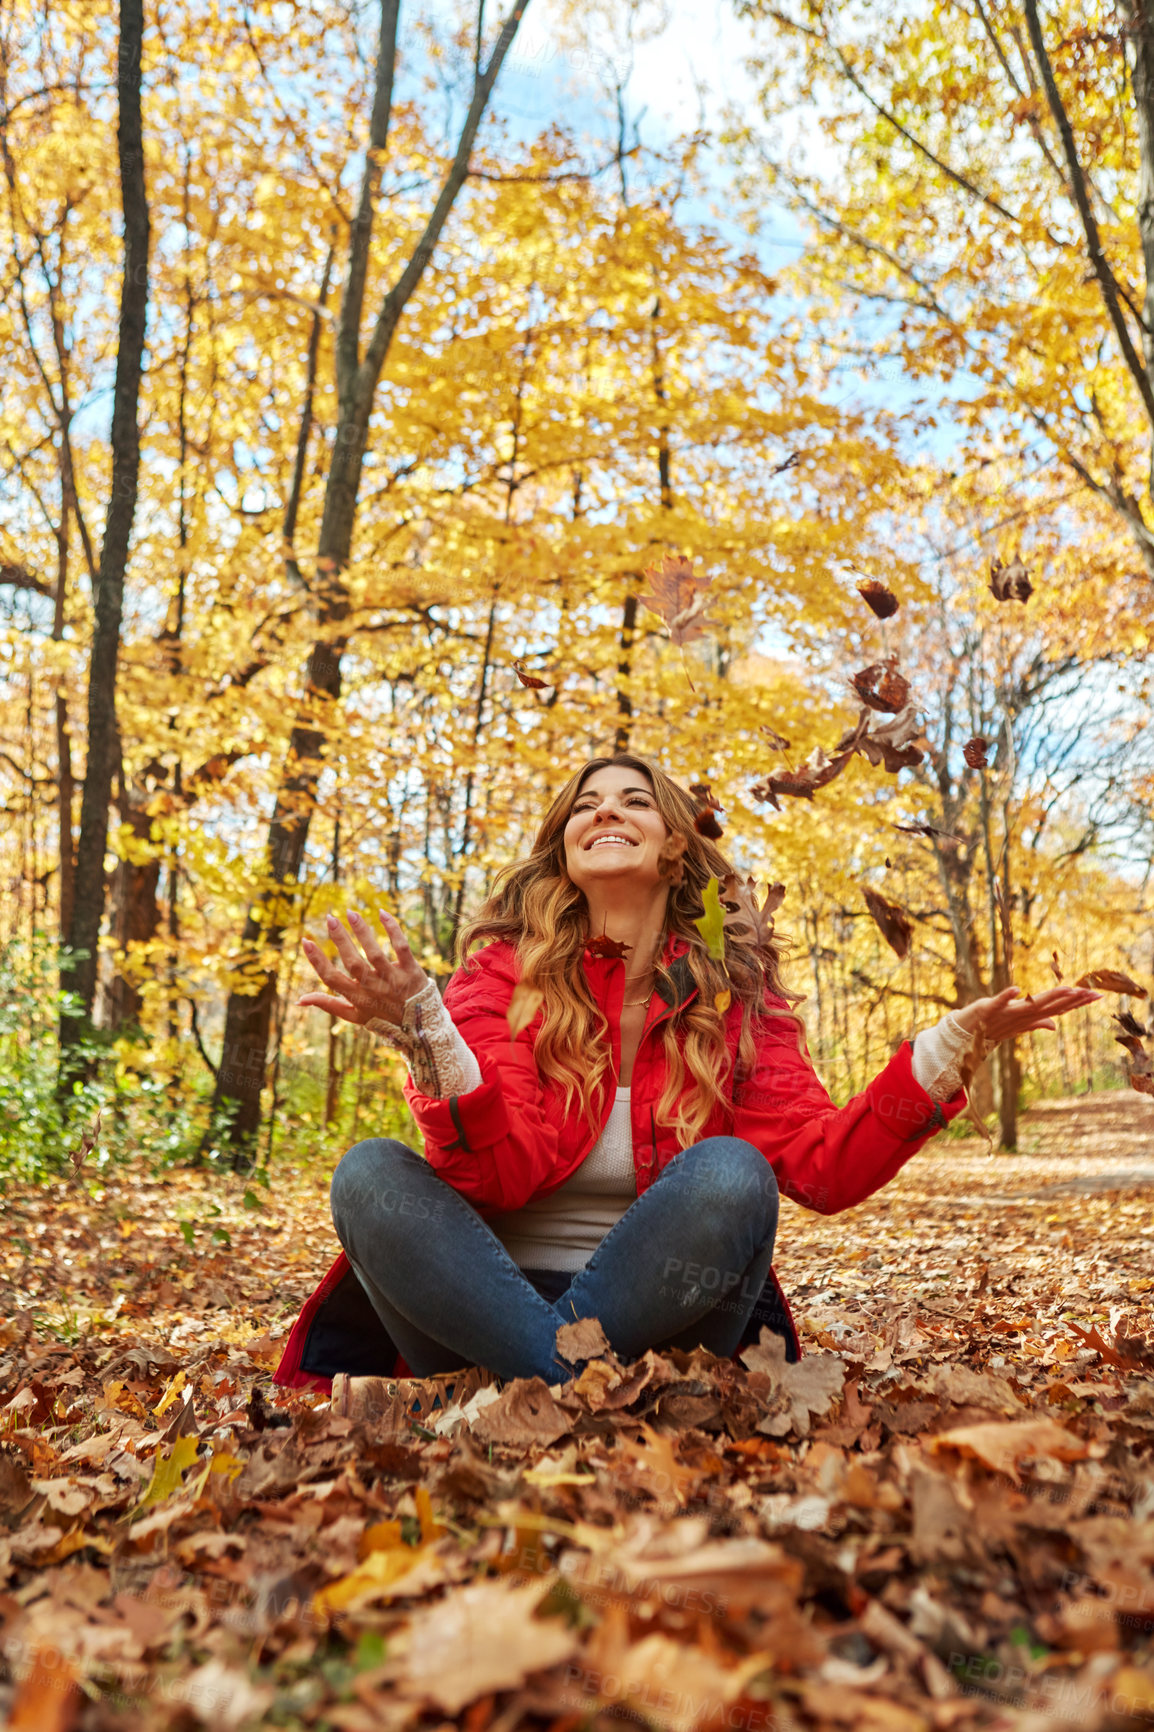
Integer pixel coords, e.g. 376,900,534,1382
382,1578,579,1713
926,1417,1100,1483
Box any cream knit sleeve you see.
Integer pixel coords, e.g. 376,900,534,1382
911,1009,973,1103
364,977,482,1100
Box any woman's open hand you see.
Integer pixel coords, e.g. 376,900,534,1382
953,984,1103,1051
298,910,427,1028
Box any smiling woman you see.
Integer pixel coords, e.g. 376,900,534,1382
274,752,1103,1392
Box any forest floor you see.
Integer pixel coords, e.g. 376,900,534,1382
1,1088,1154,1732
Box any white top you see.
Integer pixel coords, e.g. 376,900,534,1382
485,1086,637,1272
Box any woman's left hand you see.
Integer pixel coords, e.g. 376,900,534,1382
953,984,1103,1050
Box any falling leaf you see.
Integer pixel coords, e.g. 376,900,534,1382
694,876,726,962
1050,949,1064,982
714,988,732,1014
506,982,544,1039
588,932,632,960
751,744,854,810
690,782,724,839
759,723,791,752
68,1110,102,1176
892,820,963,843
860,885,914,959
963,736,990,768
555,1316,612,1364
770,449,801,476
1076,969,1148,998
856,578,899,618
638,552,705,621
720,874,784,951
656,831,688,885
989,555,1033,602
511,658,549,689
841,703,931,774
850,655,910,713
1114,1009,1149,1037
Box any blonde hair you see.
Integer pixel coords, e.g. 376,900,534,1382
457,753,807,1147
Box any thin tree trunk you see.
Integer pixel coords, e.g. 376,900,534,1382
59,0,150,1088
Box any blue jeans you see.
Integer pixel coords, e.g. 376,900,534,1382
329,1135,779,1383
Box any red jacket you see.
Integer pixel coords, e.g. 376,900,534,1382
274,934,966,1391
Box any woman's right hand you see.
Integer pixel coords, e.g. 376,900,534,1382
298,909,428,1028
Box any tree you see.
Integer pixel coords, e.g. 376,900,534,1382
58,0,150,1087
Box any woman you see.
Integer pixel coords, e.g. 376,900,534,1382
273,753,1101,1391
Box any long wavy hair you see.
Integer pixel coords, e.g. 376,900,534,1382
457,753,808,1145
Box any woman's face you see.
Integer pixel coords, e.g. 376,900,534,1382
562,764,669,895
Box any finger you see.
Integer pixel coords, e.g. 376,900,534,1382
326,913,372,981
297,992,359,1020
302,937,345,989
347,909,393,974
379,909,415,961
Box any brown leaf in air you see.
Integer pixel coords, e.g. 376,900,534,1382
656,832,688,885
555,1315,612,1364
856,578,899,618
512,658,549,689
1050,949,1064,982
892,820,964,843
588,932,632,960
860,885,914,959
850,655,910,713
690,782,724,839
1076,969,1148,998
751,744,854,810
963,735,990,768
506,982,544,1039
840,703,930,773
720,874,784,951
1114,1010,1150,1038
639,552,705,620
759,723,791,752
989,555,1033,602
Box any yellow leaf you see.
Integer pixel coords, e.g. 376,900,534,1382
359,1518,406,1559
313,1544,426,1613
714,989,732,1014
152,1369,187,1417
135,1434,200,1511
415,1484,443,1542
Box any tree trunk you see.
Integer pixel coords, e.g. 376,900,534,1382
1123,0,1154,495
58,0,150,1090
208,0,530,1158
105,776,162,1031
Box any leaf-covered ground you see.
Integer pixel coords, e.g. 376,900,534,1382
2,1090,1154,1732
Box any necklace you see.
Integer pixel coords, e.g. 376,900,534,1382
623,995,653,1007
